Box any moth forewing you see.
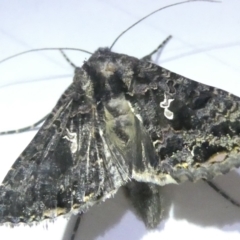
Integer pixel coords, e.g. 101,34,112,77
1,1,240,240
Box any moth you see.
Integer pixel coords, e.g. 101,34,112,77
1,1,240,240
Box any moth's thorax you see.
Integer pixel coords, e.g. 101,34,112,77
84,48,138,95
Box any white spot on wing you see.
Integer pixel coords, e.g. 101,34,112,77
63,128,78,153
160,94,174,120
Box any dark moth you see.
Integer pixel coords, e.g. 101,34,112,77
1,46,240,226
1,1,240,239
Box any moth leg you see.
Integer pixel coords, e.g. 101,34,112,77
203,179,240,208
69,214,82,240
141,35,172,61
124,180,162,228
0,114,48,135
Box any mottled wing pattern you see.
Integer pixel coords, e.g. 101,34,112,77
0,67,130,225
88,49,240,186
1,48,240,226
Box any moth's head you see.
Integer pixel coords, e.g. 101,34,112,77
86,48,117,78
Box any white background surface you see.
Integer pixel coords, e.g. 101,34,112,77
0,0,240,239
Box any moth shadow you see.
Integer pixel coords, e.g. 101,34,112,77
161,170,240,231
62,171,240,240
62,188,146,240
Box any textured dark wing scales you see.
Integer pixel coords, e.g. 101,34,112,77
1,48,240,227
0,65,132,225
0,83,75,224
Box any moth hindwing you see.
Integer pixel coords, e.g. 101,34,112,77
1,47,240,229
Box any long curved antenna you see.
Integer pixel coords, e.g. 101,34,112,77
110,0,219,50
0,47,92,65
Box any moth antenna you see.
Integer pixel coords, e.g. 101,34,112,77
0,47,92,65
0,48,89,92
109,0,220,50
0,114,48,135
203,179,240,208
141,35,172,61
60,50,77,69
